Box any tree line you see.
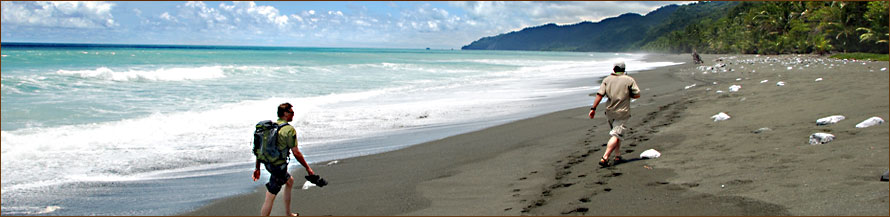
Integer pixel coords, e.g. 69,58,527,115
642,1,889,54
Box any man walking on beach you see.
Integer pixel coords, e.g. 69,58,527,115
692,49,703,64
589,61,641,167
252,102,316,216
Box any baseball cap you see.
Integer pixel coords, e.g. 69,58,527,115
613,60,626,73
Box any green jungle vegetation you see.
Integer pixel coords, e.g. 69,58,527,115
463,1,889,55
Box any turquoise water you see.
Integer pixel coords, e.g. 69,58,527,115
0,43,679,215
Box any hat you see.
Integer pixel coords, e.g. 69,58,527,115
613,60,626,73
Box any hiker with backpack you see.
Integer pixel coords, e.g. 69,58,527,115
252,102,325,216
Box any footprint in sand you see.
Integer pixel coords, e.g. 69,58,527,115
603,172,623,177
681,183,700,188
561,207,589,214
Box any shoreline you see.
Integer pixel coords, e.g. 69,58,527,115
184,53,888,215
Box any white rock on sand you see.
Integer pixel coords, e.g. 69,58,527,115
711,112,731,121
776,81,786,86
729,85,741,92
752,127,772,134
855,117,885,128
808,133,835,145
816,115,845,126
302,181,317,190
640,149,661,159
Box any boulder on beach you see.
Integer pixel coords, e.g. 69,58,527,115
640,149,661,159
302,181,317,190
855,117,884,128
752,127,772,134
711,112,731,121
816,115,845,126
808,133,835,145
729,85,741,92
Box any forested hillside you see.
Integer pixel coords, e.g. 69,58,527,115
463,1,889,54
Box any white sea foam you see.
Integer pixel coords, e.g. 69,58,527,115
1,206,62,215
56,66,227,81
1,97,290,192
1,52,679,198
1,83,24,94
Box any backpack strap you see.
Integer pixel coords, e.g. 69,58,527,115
275,122,292,163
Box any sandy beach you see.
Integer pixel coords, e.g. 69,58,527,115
184,53,888,216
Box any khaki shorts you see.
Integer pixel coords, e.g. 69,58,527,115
607,118,628,140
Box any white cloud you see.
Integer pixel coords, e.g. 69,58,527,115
1,1,117,28
151,1,297,33
170,1,228,30
290,14,304,23
328,11,344,16
159,12,177,22
354,20,371,27
397,5,462,32
218,1,289,28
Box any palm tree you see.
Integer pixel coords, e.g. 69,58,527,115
857,27,889,44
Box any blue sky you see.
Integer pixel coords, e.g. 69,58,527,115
1,1,690,49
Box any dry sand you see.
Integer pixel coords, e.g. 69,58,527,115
184,53,888,216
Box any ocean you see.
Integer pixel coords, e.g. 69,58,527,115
0,43,679,215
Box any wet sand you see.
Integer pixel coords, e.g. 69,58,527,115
184,53,888,216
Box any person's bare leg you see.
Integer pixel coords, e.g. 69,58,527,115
261,191,276,216
283,176,298,216
602,136,621,161
613,137,622,160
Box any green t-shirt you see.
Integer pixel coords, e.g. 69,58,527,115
272,119,297,165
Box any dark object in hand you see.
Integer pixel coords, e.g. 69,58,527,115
305,175,328,187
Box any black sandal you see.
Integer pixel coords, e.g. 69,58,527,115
613,156,625,163
598,157,610,167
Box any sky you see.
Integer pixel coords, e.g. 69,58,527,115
1,1,691,49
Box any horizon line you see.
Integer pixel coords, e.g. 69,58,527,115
0,41,463,51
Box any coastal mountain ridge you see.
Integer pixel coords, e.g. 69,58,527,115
461,4,683,52
462,1,889,54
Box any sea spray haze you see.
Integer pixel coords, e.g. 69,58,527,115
0,43,679,215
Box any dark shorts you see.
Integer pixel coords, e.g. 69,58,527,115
264,163,291,195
